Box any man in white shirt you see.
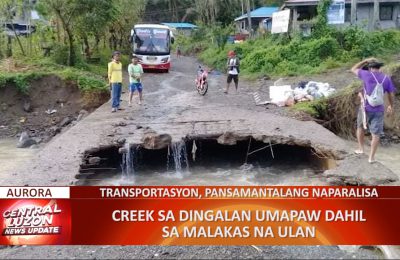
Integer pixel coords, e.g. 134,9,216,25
224,50,240,94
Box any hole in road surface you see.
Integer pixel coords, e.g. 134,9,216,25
77,137,336,186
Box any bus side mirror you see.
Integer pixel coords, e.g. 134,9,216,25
171,37,175,44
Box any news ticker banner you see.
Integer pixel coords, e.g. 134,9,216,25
0,186,399,245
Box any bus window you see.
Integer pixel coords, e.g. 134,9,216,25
134,28,170,55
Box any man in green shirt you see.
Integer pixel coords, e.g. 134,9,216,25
128,56,144,106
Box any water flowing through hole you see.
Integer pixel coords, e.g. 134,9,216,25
77,137,337,186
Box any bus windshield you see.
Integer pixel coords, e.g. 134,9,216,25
133,28,170,55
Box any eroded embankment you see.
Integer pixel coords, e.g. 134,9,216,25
0,75,109,141
293,63,400,140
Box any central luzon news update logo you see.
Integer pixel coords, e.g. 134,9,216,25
2,200,65,245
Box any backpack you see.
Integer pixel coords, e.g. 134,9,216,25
365,72,385,107
228,58,240,73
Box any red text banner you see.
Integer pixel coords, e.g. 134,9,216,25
0,186,398,245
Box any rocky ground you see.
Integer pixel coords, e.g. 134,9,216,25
0,56,398,259
0,75,109,145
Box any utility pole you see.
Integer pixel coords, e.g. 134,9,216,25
373,0,380,30
351,0,357,25
246,0,252,37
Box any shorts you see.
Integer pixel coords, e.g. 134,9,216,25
227,74,239,84
129,82,143,92
357,107,384,135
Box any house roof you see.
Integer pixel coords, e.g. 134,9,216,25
284,0,399,7
161,23,198,29
234,7,279,21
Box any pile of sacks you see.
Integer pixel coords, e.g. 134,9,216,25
270,80,336,107
293,81,336,102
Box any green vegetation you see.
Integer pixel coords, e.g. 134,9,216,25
177,0,400,78
0,71,46,93
2,0,399,97
293,99,329,118
0,0,285,94
56,68,108,92
2,0,269,66
0,0,141,94
0,57,109,93
180,27,400,78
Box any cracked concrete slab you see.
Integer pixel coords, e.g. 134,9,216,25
2,57,397,187
0,56,396,259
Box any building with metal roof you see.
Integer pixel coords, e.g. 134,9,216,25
161,23,198,36
234,6,280,35
283,0,400,32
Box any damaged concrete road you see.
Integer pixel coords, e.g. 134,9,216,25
324,155,399,186
0,56,397,259
4,56,396,186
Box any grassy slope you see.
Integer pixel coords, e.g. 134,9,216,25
0,52,123,93
179,28,400,80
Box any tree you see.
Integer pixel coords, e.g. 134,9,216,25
39,0,120,65
141,0,243,26
74,0,118,57
373,0,379,29
195,0,242,26
39,0,79,66
314,0,332,38
195,0,218,25
109,0,146,50
142,0,193,23
0,0,26,56
168,0,178,21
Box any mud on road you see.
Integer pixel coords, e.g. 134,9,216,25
0,56,394,259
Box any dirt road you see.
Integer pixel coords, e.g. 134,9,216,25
0,56,386,259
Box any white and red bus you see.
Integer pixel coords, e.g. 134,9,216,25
131,24,174,72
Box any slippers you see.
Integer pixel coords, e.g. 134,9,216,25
368,159,378,164
354,150,364,154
